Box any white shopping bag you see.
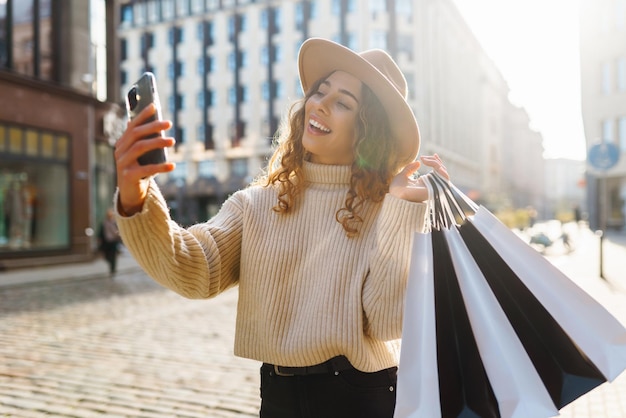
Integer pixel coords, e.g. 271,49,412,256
443,227,558,418
395,232,441,418
470,207,626,381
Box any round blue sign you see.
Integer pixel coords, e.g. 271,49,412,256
588,142,620,170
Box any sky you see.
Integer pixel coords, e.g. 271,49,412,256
453,0,586,161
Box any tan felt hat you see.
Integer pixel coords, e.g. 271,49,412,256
298,38,420,165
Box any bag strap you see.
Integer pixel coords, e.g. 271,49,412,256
421,171,479,229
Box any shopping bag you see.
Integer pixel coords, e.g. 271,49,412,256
396,230,501,418
468,206,626,381
432,171,626,385
395,233,441,418
396,171,626,418
459,219,606,407
442,226,558,418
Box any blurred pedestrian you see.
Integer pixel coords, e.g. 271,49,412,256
99,208,121,276
112,38,449,417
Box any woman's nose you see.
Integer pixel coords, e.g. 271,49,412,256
316,96,330,114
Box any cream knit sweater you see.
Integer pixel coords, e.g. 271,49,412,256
115,161,427,372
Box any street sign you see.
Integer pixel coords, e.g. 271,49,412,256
588,142,620,171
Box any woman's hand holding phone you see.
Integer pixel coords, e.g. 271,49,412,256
114,104,176,216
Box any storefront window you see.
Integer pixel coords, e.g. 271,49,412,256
0,122,70,252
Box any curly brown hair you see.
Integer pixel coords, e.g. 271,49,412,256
256,74,405,236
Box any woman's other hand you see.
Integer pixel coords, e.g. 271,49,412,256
115,104,176,216
389,154,449,202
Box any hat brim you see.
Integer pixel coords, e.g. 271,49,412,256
298,38,420,166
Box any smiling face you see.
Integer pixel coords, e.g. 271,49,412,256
302,71,363,165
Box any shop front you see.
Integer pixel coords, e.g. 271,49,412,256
0,72,123,270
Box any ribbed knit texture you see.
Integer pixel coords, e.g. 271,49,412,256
115,161,427,372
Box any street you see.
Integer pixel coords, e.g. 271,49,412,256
0,224,625,417
0,274,260,417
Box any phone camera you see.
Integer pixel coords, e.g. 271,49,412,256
127,87,139,111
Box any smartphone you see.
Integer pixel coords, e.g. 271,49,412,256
125,72,167,165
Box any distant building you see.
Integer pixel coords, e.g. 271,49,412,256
0,0,123,269
580,0,626,230
118,0,545,225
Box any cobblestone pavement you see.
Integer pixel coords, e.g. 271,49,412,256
1,225,626,417
0,273,260,417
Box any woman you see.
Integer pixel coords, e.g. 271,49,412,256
113,38,448,417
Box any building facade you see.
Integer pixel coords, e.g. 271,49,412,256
0,0,123,269
118,0,545,225
580,0,626,230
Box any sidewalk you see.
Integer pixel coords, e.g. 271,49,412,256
0,249,142,288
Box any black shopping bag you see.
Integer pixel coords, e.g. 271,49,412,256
395,172,626,418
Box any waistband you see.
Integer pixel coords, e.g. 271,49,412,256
263,355,355,377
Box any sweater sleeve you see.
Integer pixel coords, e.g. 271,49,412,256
362,194,427,341
114,179,244,299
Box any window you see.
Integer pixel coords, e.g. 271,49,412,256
619,117,626,152
167,94,186,112
0,123,71,251
274,45,282,63
168,61,185,78
170,161,187,180
197,124,204,142
121,4,134,24
191,0,205,14
261,46,269,65
197,91,204,108
198,160,216,177
275,80,283,99
176,0,189,16
1,0,54,80
274,8,282,32
168,27,183,45
120,38,128,61
162,0,174,19
602,119,614,143
618,57,626,92
295,3,305,30
176,127,186,144
229,87,237,105
370,30,387,50
397,1,413,16
197,22,204,41
346,33,358,51
371,0,386,14
147,1,159,22
262,82,270,101
310,0,318,19
197,57,204,75
228,52,236,70
230,158,248,177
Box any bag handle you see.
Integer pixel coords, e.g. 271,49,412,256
421,171,479,229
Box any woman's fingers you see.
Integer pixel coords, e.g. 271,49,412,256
420,154,449,180
114,104,175,215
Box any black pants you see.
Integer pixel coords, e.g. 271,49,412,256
259,357,397,418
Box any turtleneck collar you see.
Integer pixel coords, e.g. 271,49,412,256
303,161,351,185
